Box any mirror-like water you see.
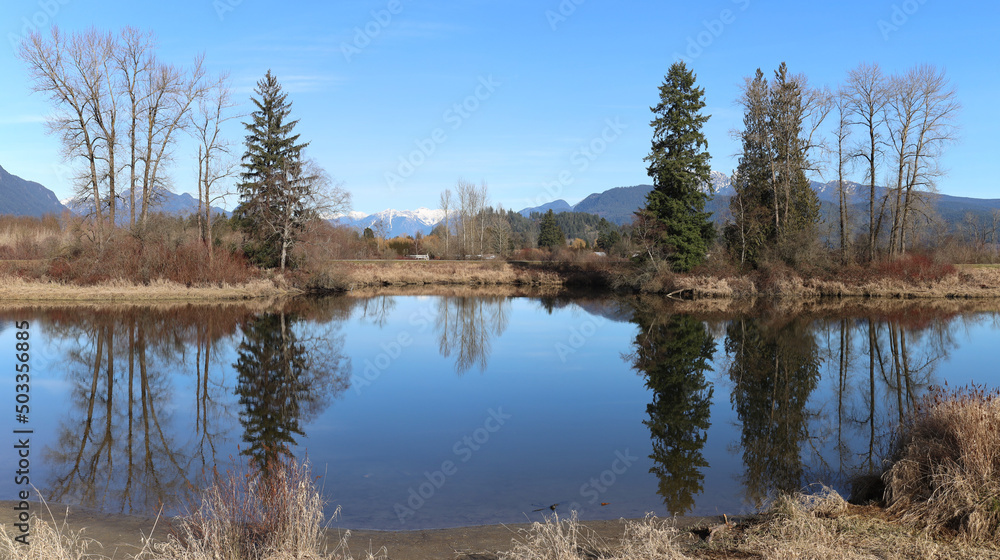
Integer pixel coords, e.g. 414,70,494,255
1,295,998,530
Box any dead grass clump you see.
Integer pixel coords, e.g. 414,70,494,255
883,384,1000,543
0,504,100,560
148,456,330,560
729,487,991,559
500,512,690,560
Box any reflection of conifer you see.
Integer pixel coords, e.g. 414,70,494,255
235,313,310,468
725,316,820,505
630,308,716,515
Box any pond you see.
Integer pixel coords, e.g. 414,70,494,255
1,293,998,530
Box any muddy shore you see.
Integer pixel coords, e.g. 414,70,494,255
0,500,720,559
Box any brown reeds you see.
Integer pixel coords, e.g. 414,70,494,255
884,384,1000,543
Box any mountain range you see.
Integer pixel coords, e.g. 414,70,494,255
3,163,998,239
331,207,446,238
0,164,68,217
62,188,229,224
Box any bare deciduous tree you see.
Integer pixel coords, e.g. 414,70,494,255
439,188,452,258
19,26,208,240
191,73,240,260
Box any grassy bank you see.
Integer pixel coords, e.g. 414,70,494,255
0,274,297,301
3,256,1000,301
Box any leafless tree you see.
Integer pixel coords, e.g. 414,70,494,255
488,205,512,257
191,73,240,260
273,159,351,270
832,89,854,263
439,188,452,258
844,62,889,261
893,65,959,254
456,179,483,258
19,27,208,239
20,28,109,242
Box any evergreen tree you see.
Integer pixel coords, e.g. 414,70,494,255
537,209,565,249
727,63,820,268
235,70,310,269
641,61,715,272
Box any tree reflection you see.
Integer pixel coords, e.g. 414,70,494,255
435,295,510,374
40,306,252,514
628,301,716,515
234,307,352,469
725,315,821,506
18,298,354,516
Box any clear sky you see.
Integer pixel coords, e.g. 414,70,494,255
1,0,997,215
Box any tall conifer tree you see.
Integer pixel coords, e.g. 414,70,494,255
537,209,565,249
640,61,715,272
235,70,309,269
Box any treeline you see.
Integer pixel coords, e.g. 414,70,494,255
15,27,350,283
725,62,960,269
632,58,975,282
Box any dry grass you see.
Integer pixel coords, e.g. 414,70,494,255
0,457,386,560
0,505,101,560
0,275,296,301
315,260,566,289
142,456,377,560
500,512,690,560
726,488,1000,559
499,488,1000,559
883,384,1000,543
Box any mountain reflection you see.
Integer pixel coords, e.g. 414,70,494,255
627,298,716,515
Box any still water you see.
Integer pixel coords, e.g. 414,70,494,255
0,294,998,530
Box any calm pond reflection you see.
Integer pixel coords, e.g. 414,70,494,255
0,295,997,529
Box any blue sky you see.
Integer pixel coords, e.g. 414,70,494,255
1,0,997,214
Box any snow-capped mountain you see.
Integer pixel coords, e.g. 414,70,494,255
331,207,446,238
706,170,734,196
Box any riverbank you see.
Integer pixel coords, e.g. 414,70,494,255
0,274,295,301
2,260,1000,301
3,497,998,559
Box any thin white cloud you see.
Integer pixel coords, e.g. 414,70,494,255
0,114,51,125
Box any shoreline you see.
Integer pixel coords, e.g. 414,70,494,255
0,500,720,560
1,261,999,302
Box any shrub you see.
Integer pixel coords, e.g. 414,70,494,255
875,253,957,283
153,455,329,560
883,384,1000,542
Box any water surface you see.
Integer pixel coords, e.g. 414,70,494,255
0,295,997,530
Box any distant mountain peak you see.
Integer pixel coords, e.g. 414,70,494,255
331,207,447,238
0,164,68,217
